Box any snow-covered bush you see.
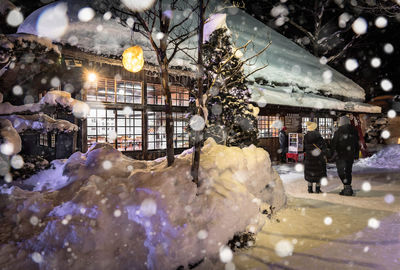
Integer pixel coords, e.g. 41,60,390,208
0,138,286,269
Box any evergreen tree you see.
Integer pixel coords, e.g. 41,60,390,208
202,27,258,147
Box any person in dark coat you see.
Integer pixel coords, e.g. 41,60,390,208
304,121,328,193
279,126,288,163
331,115,359,196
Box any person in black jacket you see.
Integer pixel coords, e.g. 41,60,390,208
304,121,328,193
279,126,288,163
331,115,360,196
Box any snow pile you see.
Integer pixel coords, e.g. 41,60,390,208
0,90,90,118
0,114,78,133
39,90,90,118
0,138,285,269
0,119,21,155
23,159,68,191
356,145,400,170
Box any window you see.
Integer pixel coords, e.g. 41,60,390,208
147,84,165,105
39,133,48,146
87,108,142,150
87,108,116,146
170,85,189,107
318,117,334,139
117,81,141,104
302,117,311,134
117,110,142,151
148,111,166,150
51,134,56,148
86,78,142,104
173,112,189,148
258,116,283,138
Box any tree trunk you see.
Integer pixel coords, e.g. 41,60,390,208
160,61,174,166
191,0,205,186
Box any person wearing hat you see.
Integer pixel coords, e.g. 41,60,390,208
279,126,288,163
304,121,328,193
331,115,359,196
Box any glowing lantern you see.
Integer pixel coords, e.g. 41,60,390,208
122,46,144,73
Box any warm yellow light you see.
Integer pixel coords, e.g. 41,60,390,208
122,46,144,73
88,72,97,82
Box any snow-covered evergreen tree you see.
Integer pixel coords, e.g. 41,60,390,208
203,27,259,147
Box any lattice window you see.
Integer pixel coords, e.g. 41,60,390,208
87,108,142,150
318,117,334,139
51,134,56,148
86,78,142,104
116,110,142,151
302,117,311,134
147,84,165,105
39,133,48,146
173,112,189,148
147,111,166,150
117,81,141,104
87,108,116,147
170,85,190,107
258,115,283,138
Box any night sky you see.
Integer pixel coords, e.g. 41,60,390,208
237,0,400,101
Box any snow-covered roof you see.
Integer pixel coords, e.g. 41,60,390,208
17,0,377,110
251,85,381,113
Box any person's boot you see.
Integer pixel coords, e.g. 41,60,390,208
308,185,313,193
315,185,322,194
339,185,353,196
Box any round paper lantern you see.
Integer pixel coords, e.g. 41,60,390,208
122,45,144,73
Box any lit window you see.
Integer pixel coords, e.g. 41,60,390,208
173,112,189,148
87,108,142,150
39,133,48,146
170,85,190,107
318,117,334,139
86,77,142,104
302,117,311,134
258,115,283,138
148,111,166,150
51,133,56,148
147,84,165,105
116,110,142,151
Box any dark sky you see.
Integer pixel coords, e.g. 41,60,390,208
236,0,400,101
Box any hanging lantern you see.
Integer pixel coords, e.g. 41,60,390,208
122,45,144,73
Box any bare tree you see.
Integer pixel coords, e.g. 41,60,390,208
240,0,400,64
190,0,207,186
94,0,204,166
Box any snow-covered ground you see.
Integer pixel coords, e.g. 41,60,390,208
0,139,285,270
230,145,400,270
1,144,399,269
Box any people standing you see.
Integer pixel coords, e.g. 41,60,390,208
279,126,288,163
304,121,328,193
331,115,359,196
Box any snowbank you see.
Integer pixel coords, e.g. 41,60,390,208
0,114,78,133
356,145,400,170
0,119,21,155
0,138,285,269
0,90,89,118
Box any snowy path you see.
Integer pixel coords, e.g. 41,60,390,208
233,167,400,270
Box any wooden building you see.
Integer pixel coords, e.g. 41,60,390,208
12,0,382,162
